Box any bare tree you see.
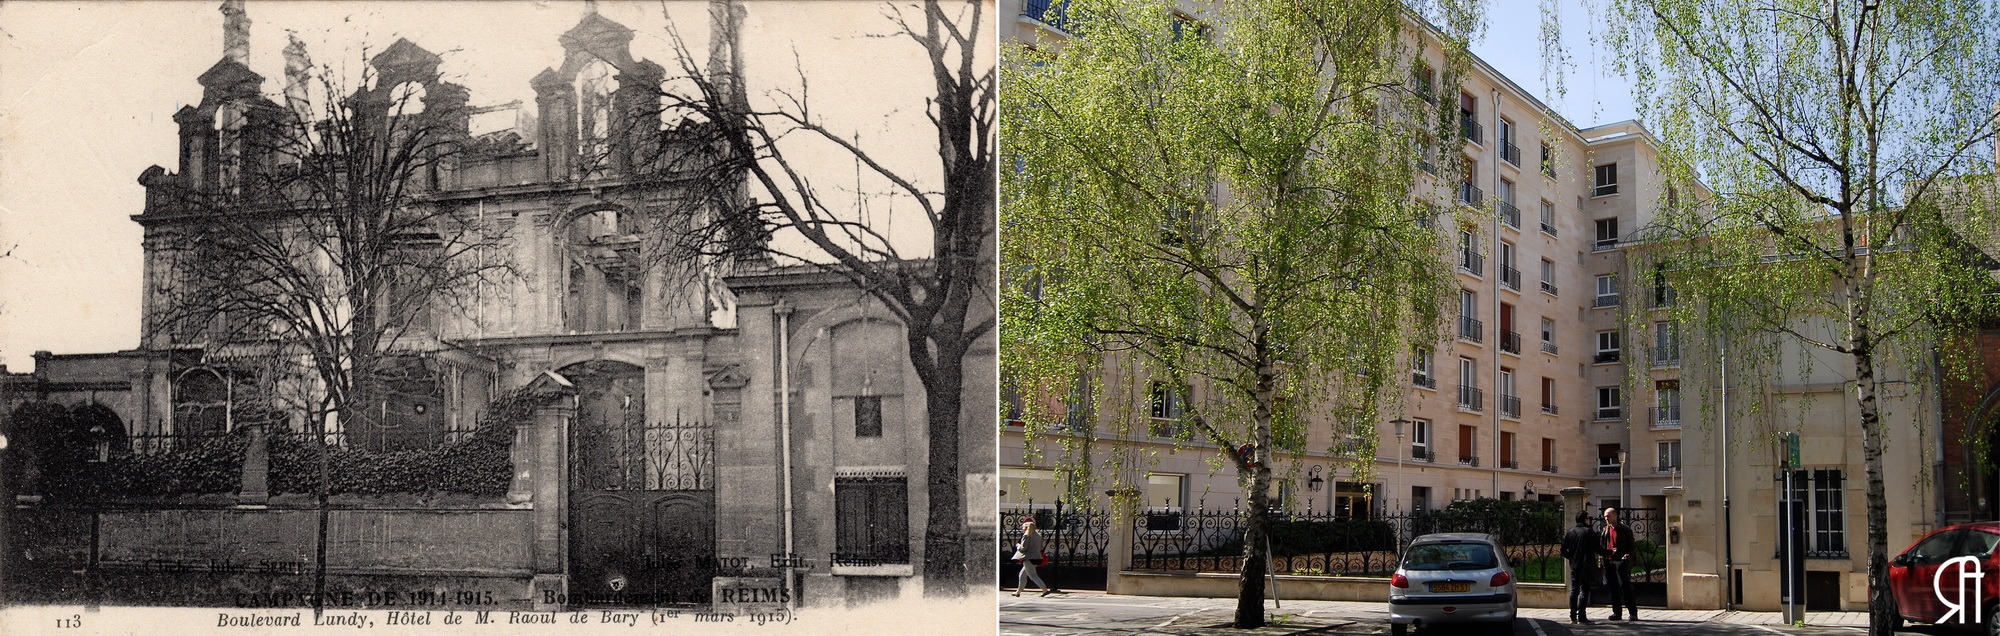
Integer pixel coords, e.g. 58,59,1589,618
142,40,508,613
637,0,995,595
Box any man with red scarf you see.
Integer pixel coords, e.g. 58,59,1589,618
1600,507,1638,621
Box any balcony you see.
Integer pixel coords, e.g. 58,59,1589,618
1540,221,1558,237
1418,158,1436,174
1412,372,1437,389
1459,182,1484,207
1458,384,1484,411
1593,237,1619,251
1541,281,1559,296
1542,340,1558,355
1654,465,1681,475
1541,402,1559,415
1654,287,1679,308
1653,353,1682,368
1498,200,1521,228
1594,293,1621,308
1459,251,1484,276
1597,462,1622,475
1458,316,1484,343
1596,407,1623,421
1461,115,1483,144
1543,463,1558,473
1500,330,1521,355
1412,447,1435,462
1501,140,1522,166
1595,182,1619,197
1023,0,1072,31
1501,458,1519,469
1459,454,1480,467
1593,350,1621,364
1652,407,1682,429
1500,266,1520,291
1500,395,1521,418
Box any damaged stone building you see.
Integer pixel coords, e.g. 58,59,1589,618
2,1,994,610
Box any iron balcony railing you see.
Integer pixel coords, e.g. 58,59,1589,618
1501,458,1519,469
1023,0,1072,30
1652,407,1682,429
1593,350,1621,364
1596,407,1623,421
1541,340,1558,355
1500,330,1521,354
1541,281,1558,296
1458,385,1484,411
1501,140,1522,166
1541,221,1558,237
1460,251,1484,275
1595,182,1620,197
1418,158,1436,174
1597,462,1622,475
1461,115,1483,144
1459,454,1480,467
1412,447,1435,462
1594,293,1620,308
1459,182,1484,207
1498,200,1521,228
1500,395,1521,418
1653,352,1682,368
1458,316,1484,342
1412,372,1437,389
1543,463,1559,473
1541,402,1558,415
1594,237,1619,251
1654,465,1681,475
1500,266,1521,291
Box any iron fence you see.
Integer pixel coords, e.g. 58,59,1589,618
1128,503,1570,584
999,503,1113,590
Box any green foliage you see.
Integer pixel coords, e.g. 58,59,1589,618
1001,0,1480,501
11,400,248,500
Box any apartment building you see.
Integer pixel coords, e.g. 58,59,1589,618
999,0,1683,522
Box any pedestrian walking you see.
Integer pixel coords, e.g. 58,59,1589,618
1560,510,1600,624
1601,507,1638,621
1012,518,1052,597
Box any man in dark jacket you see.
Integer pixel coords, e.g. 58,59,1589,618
1601,507,1638,621
1559,510,1600,624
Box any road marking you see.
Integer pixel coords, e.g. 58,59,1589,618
1528,617,1549,636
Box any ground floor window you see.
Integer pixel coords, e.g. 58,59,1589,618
835,476,910,564
1784,469,1847,558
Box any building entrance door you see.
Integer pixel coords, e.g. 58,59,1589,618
565,361,716,607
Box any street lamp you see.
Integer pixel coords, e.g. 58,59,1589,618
1390,418,1410,514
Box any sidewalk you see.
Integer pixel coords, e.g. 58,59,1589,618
1007,590,1871,629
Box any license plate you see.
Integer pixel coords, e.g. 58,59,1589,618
1429,582,1470,593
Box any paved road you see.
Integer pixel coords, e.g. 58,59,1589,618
998,592,1786,635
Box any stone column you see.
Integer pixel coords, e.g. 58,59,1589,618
1104,488,1139,596
1562,486,1589,590
528,401,573,611
1662,485,1685,609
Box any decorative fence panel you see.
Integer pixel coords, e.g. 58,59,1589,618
1127,502,1569,585
999,504,1112,590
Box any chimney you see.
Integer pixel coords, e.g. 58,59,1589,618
283,33,312,116
221,0,251,65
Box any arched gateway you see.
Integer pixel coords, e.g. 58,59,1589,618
562,360,716,606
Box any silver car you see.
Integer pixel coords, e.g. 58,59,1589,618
1388,532,1518,634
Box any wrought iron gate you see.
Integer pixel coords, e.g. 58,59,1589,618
566,362,716,607
1603,506,1667,608
1000,504,1111,590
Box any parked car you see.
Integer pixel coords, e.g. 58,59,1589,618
1888,521,2000,632
1389,532,1517,635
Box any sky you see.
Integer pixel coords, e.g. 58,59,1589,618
0,0,980,371
0,0,1624,373
1469,0,1639,128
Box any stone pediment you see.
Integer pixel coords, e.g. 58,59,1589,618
707,365,750,391
371,38,442,83
197,58,263,96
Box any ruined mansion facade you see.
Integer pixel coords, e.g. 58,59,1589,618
2,3,994,610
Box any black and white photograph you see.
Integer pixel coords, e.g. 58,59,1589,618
0,0,996,632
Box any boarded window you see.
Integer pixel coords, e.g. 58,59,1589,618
835,476,910,564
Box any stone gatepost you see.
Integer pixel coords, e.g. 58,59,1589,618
1104,488,1139,596
1662,485,1685,609
1562,487,1589,590
527,401,573,611
237,423,269,505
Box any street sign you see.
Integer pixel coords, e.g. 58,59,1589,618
1783,432,1800,469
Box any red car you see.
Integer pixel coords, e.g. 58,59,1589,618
1889,521,2000,631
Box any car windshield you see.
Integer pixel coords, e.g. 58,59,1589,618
1402,542,1499,571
